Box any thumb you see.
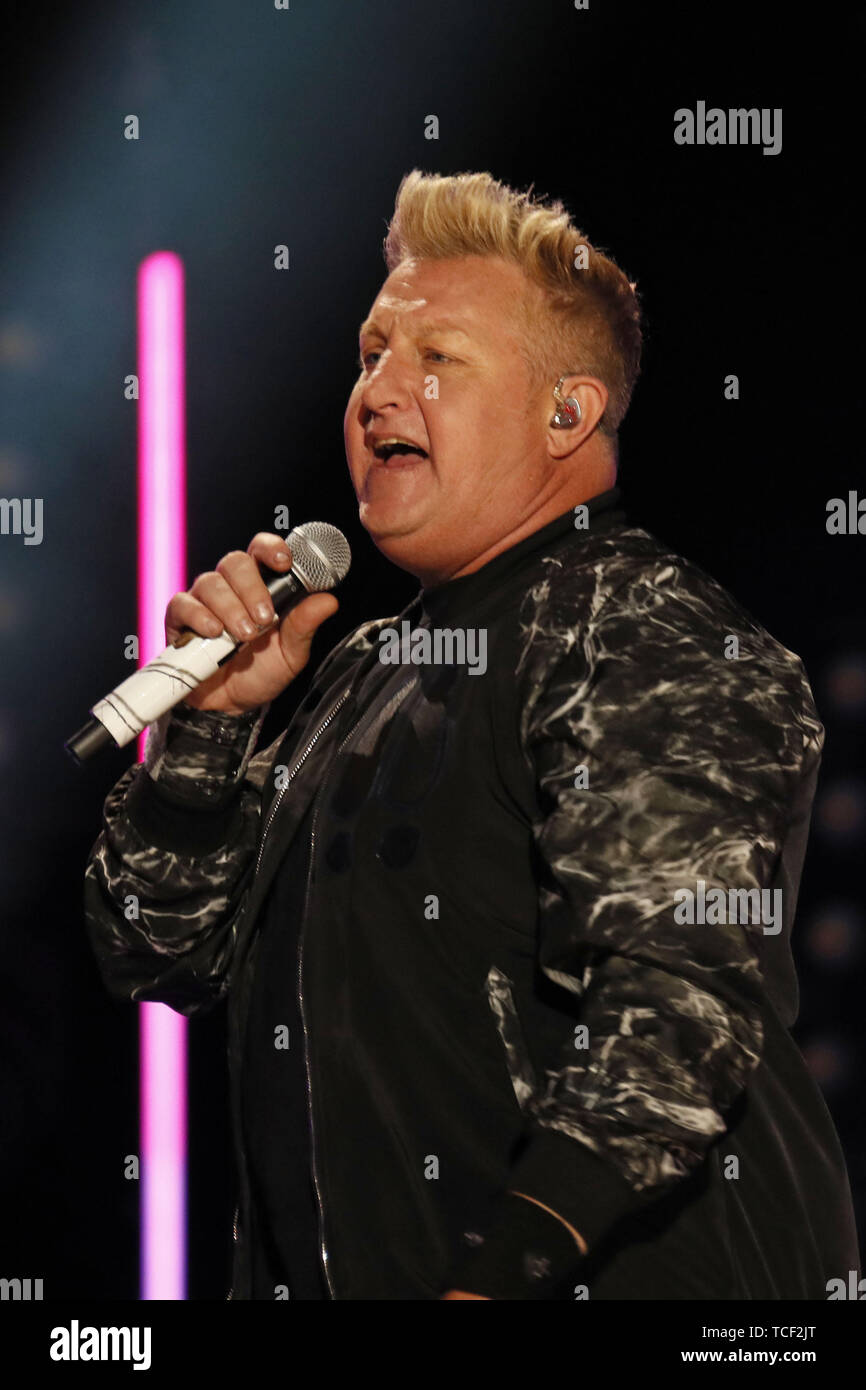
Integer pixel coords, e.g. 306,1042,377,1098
280,590,339,648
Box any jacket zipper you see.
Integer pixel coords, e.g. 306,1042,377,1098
238,620,421,1299
228,685,351,1301
226,1204,240,1300
253,687,352,881
297,791,333,1295
281,663,417,1298
296,699,376,1299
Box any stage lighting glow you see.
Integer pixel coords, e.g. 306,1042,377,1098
824,653,866,715
814,779,866,845
806,904,862,965
137,250,187,1302
801,1036,851,1092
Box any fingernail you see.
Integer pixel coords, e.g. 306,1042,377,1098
255,603,273,624
239,619,256,639
274,550,291,564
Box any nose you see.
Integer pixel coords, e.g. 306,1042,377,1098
357,348,415,420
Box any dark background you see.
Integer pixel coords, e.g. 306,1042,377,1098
1,0,863,1298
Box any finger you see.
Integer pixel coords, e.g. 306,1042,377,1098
247,532,293,572
190,570,266,644
165,590,224,644
214,549,278,631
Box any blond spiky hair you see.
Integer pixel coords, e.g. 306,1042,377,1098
383,169,642,436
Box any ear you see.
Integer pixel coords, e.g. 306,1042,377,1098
546,375,608,460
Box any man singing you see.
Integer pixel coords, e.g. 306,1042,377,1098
84,169,860,1299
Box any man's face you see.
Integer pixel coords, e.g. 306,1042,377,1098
343,254,554,585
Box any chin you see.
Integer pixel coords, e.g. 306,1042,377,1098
359,514,428,573
359,500,420,542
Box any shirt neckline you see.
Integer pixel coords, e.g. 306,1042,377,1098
415,485,625,621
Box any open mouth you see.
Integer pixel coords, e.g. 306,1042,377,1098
372,439,429,467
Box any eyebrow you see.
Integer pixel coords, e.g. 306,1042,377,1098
358,316,475,343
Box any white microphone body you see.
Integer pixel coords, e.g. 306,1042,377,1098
90,623,261,751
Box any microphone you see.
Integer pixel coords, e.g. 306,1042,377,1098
64,521,351,765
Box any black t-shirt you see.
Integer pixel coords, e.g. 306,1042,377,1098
241,795,328,1300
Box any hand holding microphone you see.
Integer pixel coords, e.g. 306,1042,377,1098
65,521,350,763
168,529,341,716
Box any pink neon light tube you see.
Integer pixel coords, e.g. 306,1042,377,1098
136,251,187,1300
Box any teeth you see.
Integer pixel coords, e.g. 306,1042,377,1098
373,437,427,459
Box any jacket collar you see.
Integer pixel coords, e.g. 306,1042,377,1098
417,485,625,623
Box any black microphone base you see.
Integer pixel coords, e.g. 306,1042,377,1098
64,717,119,765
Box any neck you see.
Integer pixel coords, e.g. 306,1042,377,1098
416,449,617,587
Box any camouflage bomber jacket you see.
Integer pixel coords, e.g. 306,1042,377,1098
83,487,854,1300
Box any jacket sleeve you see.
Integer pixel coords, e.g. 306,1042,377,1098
83,700,279,1017
83,617,379,1018
445,562,824,1298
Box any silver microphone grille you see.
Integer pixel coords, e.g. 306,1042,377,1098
286,521,352,591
